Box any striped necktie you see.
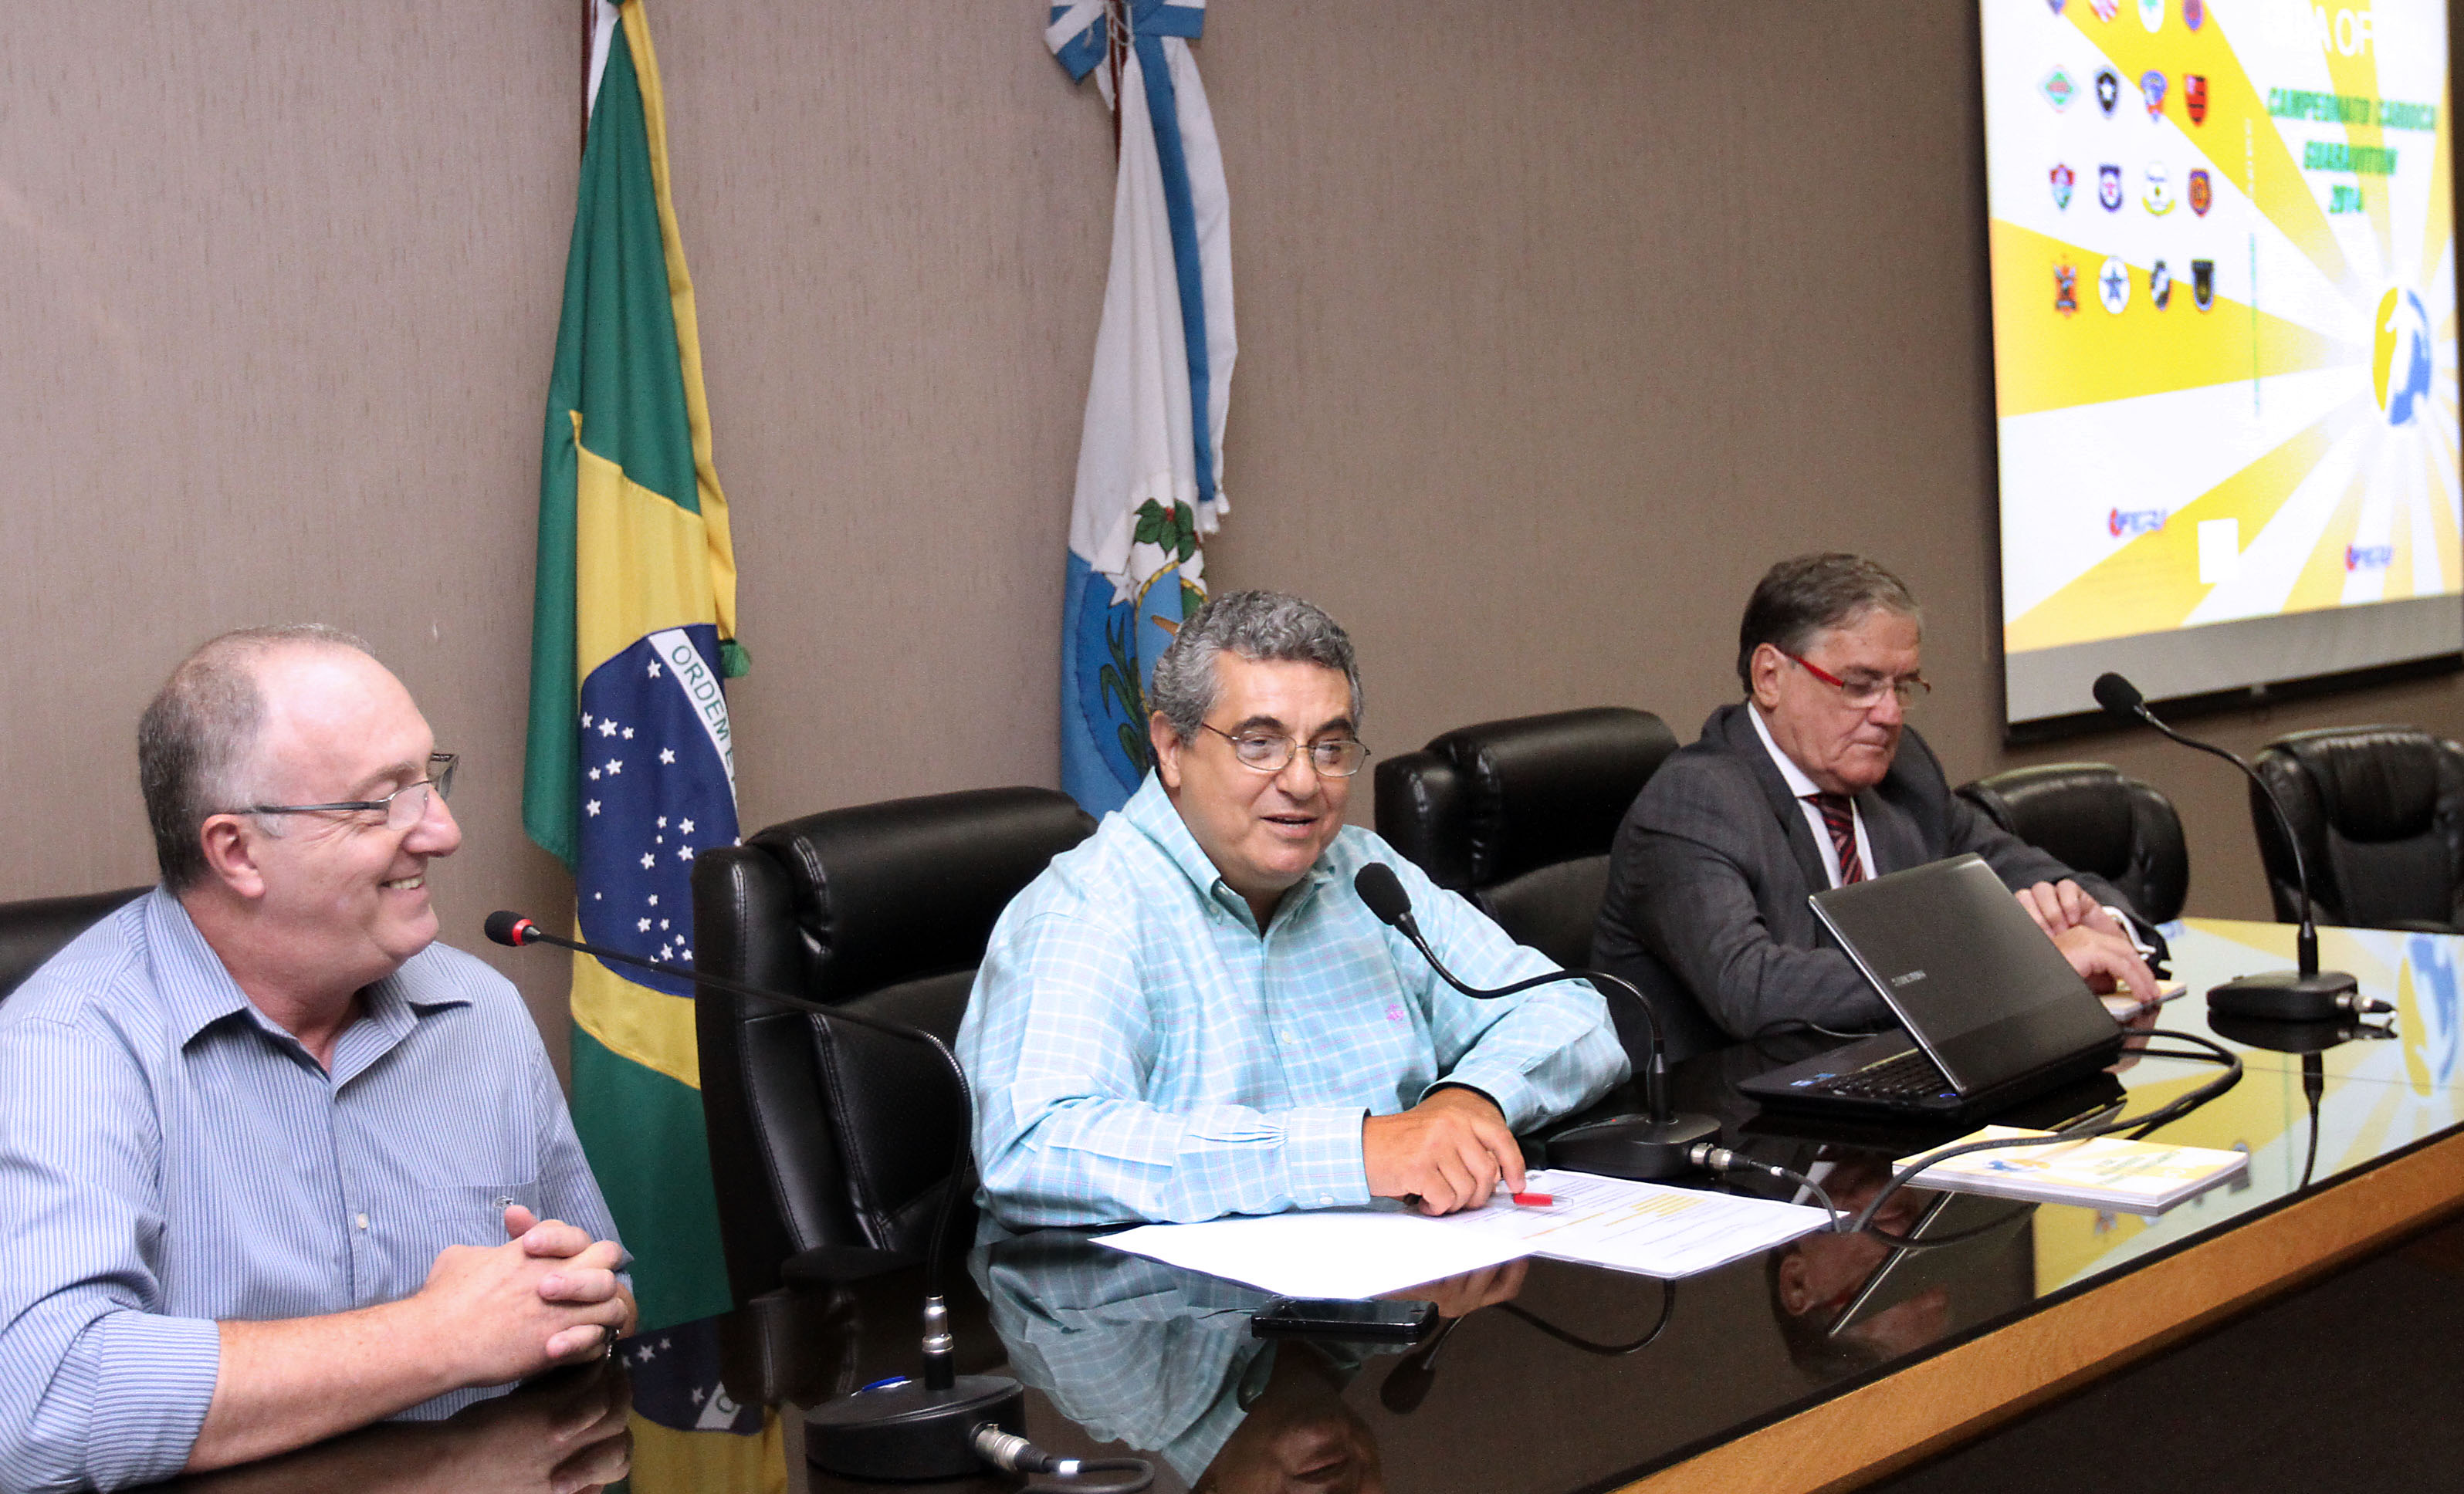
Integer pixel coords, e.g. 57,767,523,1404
1806,793,1867,885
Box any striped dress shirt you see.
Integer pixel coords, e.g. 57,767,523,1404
956,774,1630,1229
0,890,621,1493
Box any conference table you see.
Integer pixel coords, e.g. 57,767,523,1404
151,919,2464,1494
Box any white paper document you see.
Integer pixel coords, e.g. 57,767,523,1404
1096,1169,1829,1298
1096,1208,1533,1300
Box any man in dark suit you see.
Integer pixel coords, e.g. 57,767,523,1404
1594,554,2159,1040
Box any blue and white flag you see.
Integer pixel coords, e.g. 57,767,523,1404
1048,0,1236,816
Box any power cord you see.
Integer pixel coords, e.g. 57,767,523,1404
971,1425,1154,1492
1687,1144,1843,1229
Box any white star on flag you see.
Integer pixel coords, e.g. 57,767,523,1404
580,714,592,727
679,818,695,834
606,760,622,775
648,661,662,678
638,918,652,932
648,894,658,906
587,768,601,781
622,727,634,739
585,800,601,816
599,720,618,737
656,816,667,829
639,853,655,870
659,749,675,764
678,846,695,861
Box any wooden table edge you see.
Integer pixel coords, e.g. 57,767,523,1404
1613,1130,2464,1494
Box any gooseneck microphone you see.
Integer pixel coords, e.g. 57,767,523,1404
486,912,1029,1481
1352,864,1718,1179
2090,673,2384,1022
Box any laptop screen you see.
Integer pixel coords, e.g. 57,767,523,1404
1810,854,2120,1090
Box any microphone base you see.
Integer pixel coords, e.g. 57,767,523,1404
2207,968,2360,1023
1545,1112,1721,1180
804,1374,1025,1481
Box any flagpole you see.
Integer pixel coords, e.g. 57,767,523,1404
1106,0,1127,157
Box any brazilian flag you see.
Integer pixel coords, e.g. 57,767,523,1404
525,0,743,1332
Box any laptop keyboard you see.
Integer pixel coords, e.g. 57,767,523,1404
1799,1046,1956,1104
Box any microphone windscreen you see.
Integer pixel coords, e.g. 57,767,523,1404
2091,672,2144,718
482,911,532,948
1353,863,1415,928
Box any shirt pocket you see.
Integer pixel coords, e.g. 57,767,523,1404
409,1179,544,1258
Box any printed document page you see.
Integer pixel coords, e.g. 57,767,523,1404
1098,1207,1532,1300
1096,1170,1828,1297
1439,1168,1830,1279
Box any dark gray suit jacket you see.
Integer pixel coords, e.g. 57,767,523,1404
1592,702,2156,1040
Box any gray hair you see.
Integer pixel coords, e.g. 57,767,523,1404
1735,553,1921,691
138,624,374,889
1148,590,1363,745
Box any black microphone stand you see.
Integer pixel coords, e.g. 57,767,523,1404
2090,677,2375,1022
1351,867,1718,1179
484,914,1025,1480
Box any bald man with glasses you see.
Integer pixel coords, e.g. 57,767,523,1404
959,591,1628,1230
1594,554,2161,1043
0,627,629,1491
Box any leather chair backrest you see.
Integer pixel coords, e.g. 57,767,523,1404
2250,726,2464,932
1374,706,1696,1048
1956,763,2189,924
692,787,1095,1303
0,887,151,1001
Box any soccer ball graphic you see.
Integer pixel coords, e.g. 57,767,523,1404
2374,289,2434,427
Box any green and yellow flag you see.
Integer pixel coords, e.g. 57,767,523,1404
525,0,743,1331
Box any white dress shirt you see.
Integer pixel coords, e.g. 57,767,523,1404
1748,704,1877,888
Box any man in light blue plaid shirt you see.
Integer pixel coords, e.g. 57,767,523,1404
960,592,1628,1228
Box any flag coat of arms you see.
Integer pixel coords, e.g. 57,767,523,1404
1049,0,1237,816
525,0,743,1331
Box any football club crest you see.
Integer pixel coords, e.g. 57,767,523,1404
2139,0,2164,32
2098,256,2131,314
2184,0,2204,30
2185,75,2207,123
2140,70,2168,120
2051,164,2076,209
2191,259,2215,311
2150,259,2173,309
2043,66,2079,111
2188,167,2212,215
2143,161,2175,215
2056,262,2080,316
2091,0,2120,19
2096,67,2121,117
2099,164,2124,211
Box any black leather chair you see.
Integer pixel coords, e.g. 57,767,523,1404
1372,707,1711,1058
1,887,151,1001
2249,726,2464,933
691,788,1095,1305
1955,763,2189,924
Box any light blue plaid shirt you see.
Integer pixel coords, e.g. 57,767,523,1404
0,891,620,1493
958,774,1628,1228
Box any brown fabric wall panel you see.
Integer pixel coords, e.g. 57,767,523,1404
5,2,2461,1077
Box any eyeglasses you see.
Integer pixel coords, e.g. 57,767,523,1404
233,753,458,831
1783,652,1931,710
1200,724,1372,778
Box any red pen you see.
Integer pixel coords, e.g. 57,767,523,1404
1511,1191,1553,1207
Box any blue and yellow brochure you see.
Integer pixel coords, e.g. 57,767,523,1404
1896,1126,2248,1216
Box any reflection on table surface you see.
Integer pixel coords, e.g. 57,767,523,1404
140,1360,638,1494
161,920,2464,1494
